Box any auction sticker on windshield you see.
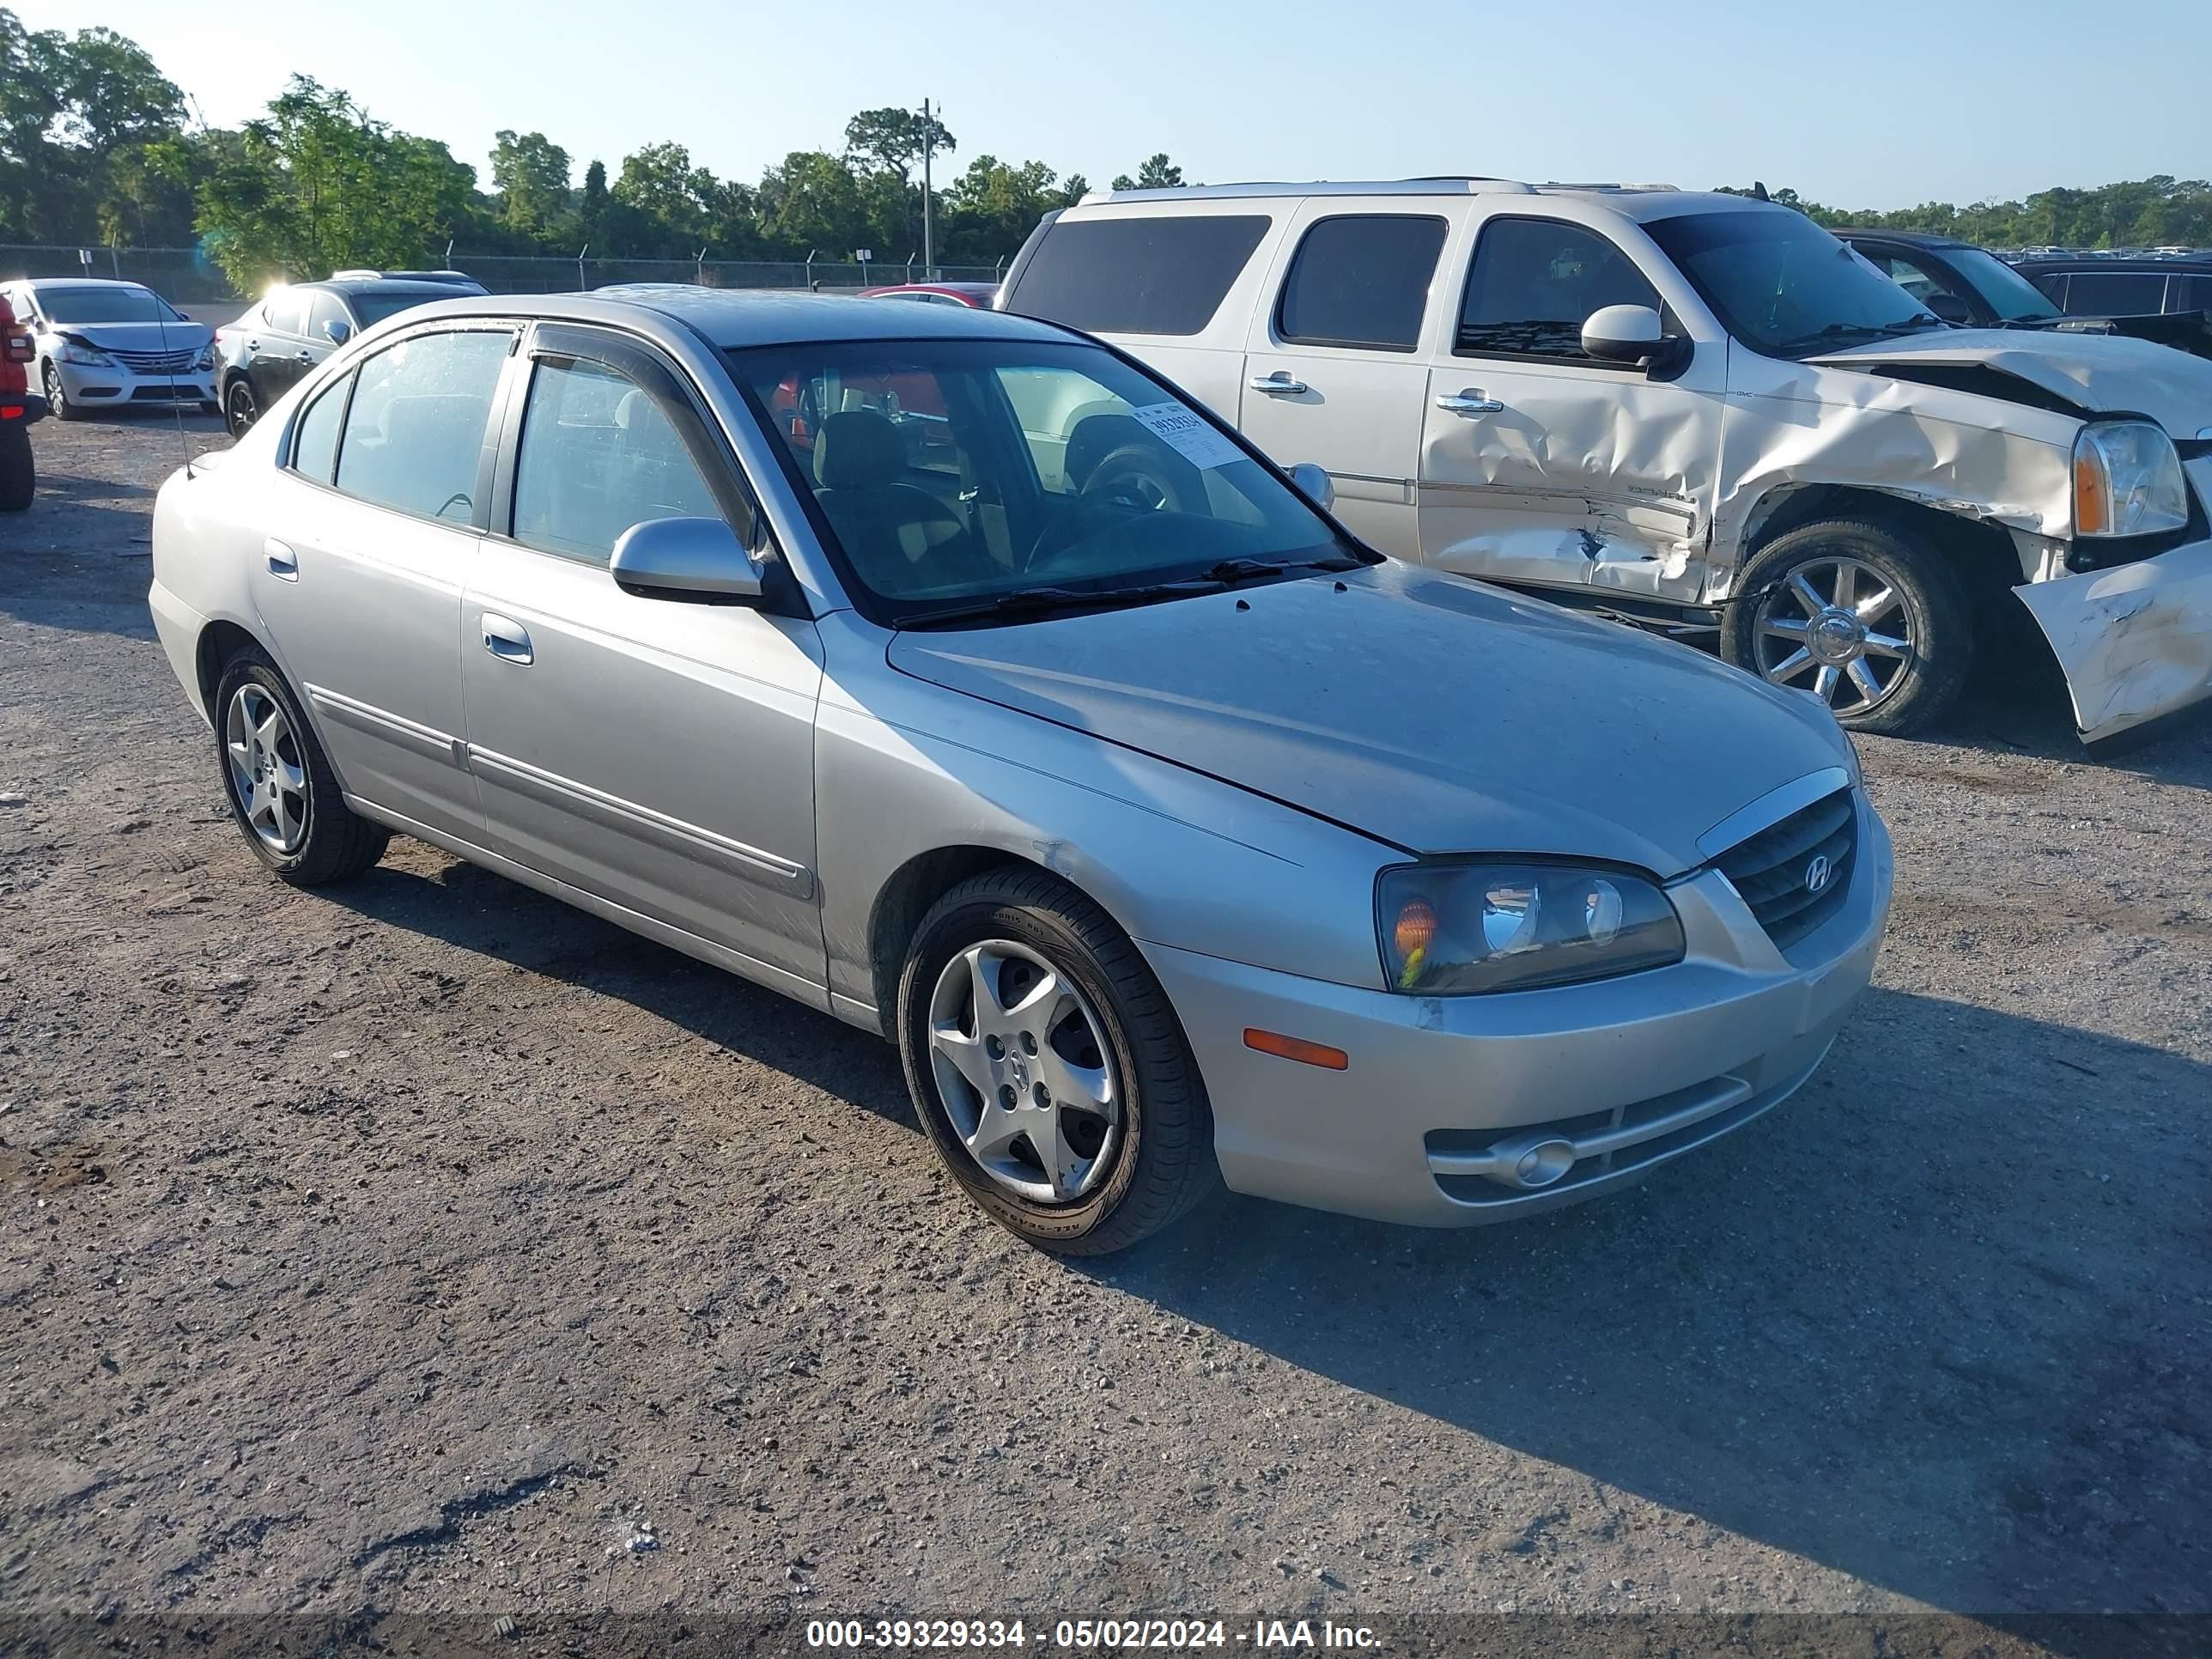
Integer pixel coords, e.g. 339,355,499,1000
1130,402,1244,469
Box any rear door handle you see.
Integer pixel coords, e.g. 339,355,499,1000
481,614,532,665
295,349,313,362
1436,389,1505,416
1249,370,1309,395
264,538,298,580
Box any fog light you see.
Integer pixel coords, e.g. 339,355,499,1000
1510,1138,1577,1188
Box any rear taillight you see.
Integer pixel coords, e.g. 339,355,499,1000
3,333,29,363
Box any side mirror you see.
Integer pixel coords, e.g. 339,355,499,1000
1923,294,1971,325
1288,461,1334,513
1582,303,1688,372
611,516,765,605
174,310,191,320
322,318,352,345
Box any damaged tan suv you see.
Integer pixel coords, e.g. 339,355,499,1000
1000,180,2212,741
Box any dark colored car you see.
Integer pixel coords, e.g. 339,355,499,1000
856,282,1000,308
0,291,45,512
1839,231,2212,361
214,271,489,435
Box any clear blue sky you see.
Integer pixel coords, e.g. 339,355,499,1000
29,0,2211,213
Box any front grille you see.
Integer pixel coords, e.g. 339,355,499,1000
108,347,198,374
1713,786,1856,951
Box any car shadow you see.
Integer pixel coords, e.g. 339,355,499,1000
320,851,2207,1620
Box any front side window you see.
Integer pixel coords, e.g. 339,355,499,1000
731,338,1364,624
1006,215,1272,336
1644,210,1943,357
31,284,179,325
290,371,349,483
307,290,355,341
2060,271,2169,316
1866,252,1960,308
1277,215,1447,351
1457,219,1662,362
333,329,511,522
511,356,721,563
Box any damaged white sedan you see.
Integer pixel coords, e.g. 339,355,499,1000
1002,180,2212,741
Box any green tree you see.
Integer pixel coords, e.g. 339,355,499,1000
1111,153,1185,191
490,128,570,238
611,141,721,252
757,149,870,258
0,8,186,241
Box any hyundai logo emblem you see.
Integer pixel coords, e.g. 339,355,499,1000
1803,854,1832,895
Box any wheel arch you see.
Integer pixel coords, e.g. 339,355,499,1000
194,617,267,716
1735,482,2026,610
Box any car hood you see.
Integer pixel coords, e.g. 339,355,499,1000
1808,328,2212,436
887,564,1852,877
50,319,213,354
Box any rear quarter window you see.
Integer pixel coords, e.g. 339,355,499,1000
1007,214,1271,336
2058,271,2169,316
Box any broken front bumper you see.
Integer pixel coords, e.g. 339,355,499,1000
2015,532,2212,743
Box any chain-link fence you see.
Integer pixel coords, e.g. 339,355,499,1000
0,245,1008,307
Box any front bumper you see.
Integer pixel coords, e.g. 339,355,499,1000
52,356,216,409
1141,799,1892,1228
2014,532,2212,743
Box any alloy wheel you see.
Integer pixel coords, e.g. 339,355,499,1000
1753,556,1919,718
927,939,1121,1204
224,683,309,854
42,362,66,418
225,380,258,437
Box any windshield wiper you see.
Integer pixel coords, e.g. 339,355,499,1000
897,579,1230,629
1774,317,1947,353
1201,554,1370,583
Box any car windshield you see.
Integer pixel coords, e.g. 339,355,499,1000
349,290,453,327
730,337,1368,625
1945,246,2062,322
1645,210,1945,356
34,284,180,324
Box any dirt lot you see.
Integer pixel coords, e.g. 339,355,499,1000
2,414,2208,1653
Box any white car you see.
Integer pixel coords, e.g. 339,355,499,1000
1001,180,2212,744
1,277,217,421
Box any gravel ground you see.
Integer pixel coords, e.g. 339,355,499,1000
1,414,2207,1654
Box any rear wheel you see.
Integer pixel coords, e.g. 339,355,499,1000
223,377,259,437
212,647,388,884
0,423,31,512
897,867,1218,1255
1722,516,1973,736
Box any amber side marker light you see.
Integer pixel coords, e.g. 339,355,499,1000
1243,1029,1350,1071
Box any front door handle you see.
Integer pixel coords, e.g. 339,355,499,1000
1249,370,1310,395
1436,389,1506,416
295,349,313,363
481,614,532,665
264,538,298,581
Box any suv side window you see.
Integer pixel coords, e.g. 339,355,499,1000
334,328,511,522
2060,271,2169,315
1456,218,1662,363
1006,214,1272,336
511,355,721,563
1276,214,1447,352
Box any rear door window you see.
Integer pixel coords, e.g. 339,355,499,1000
1456,218,1662,362
289,371,350,483
2059,271,2169,315
1275,215,1447,351
1006,215,1271,336
260,291,307,337
334,328,512,522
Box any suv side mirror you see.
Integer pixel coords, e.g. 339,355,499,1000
1582,303,1688,373
611,516,765,605
322,318,352,345
1288,461,1334,513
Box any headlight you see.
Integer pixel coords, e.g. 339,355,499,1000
195,344,216,371
1376,861,1686,995
58,341,114,367
2073,419,2188,538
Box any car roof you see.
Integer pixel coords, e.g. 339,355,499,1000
392,285,1069,349
311,278,488,297
1832,228,1972,250
15,276,158,289
1067,178,1768,224
2009,255,2210,272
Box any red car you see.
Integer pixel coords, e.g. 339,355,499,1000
0,292,42,513
855,282,1000,309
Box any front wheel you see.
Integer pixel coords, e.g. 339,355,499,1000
212,647,389,884
223,377,259,437
1721,516,1973,736
43,362,81,422
896,868,1218,1255
0,422,32,512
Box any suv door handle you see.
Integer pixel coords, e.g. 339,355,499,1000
1249,370,1310,395
1436,389,1505,415
264,538,298,580
295,349,313,362
481,614,532,665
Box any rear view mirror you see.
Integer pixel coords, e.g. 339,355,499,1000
1582,303,1689,374
322,319,352,344
611,516,765,605
1288,462,1334,513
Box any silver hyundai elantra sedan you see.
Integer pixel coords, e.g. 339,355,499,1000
147,287,1890,1253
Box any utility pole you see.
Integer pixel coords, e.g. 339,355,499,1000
921,97,935,280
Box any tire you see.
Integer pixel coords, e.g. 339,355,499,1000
896,866,1218,1255
223,376,259,437
1721,515,1974,736
211,645,389,885
43,361,81,422
0,423,31,513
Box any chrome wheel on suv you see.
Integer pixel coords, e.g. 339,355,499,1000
1752,556,1919,719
